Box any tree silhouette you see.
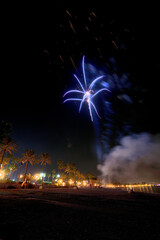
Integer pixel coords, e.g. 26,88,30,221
39,153,51,184
0,137,17,169
20,150,38,181
57,159,65,175
8,156,21,179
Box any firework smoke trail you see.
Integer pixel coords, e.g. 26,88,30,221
63,55,110,122
97,57,134,162
98,132,160,184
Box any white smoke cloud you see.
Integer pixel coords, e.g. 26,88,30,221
98,132,160,184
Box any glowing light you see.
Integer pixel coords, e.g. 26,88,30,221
0,170,5,180
58,179,63,184
34,174,40,180
69,179,74,185
63,55,110,121
40,173,46,178
82,180,87,186
77,181,82,186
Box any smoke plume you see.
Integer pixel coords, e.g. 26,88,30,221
98,132,160,184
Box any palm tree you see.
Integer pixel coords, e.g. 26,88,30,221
8,157,21,179
85,172,97,186
70,163,77,185
39,153,51,184
75,170,85,183
57,159,65,175
25,173,34,183
20,150,38,181
0,153,12,170
52,169,56,178
16,161,24,181
47,173,51,182
0,137,17,169
9,164,18,179
65,162,76,185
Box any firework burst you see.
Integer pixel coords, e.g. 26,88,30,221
63,56,110,121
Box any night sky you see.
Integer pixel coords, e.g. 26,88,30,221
1,3,160,177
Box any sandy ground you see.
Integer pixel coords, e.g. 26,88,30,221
0,187,160,240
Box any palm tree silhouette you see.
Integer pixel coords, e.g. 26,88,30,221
20,149,38,181
57,159,64,175
39,153,51,184
0,137,17,169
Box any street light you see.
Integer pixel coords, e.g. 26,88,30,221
40,173,46,179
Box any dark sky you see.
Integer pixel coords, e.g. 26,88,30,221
1,3,160,176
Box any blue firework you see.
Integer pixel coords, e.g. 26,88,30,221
63,55,110,121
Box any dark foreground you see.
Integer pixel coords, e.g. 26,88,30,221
0,187,160,240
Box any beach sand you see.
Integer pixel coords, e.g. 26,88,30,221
0,187,160,239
